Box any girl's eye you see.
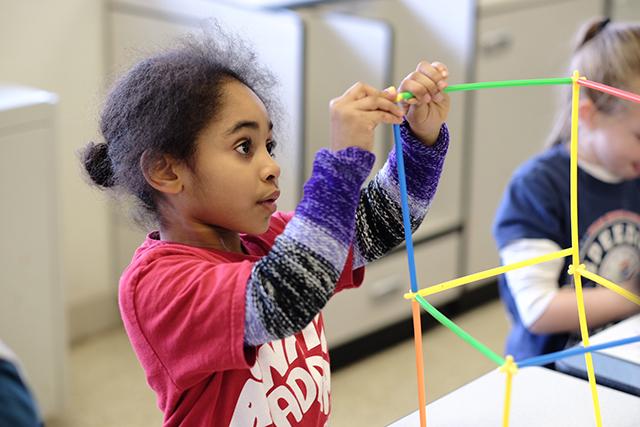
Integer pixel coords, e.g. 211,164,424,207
267,140,277,157
235,140,252,155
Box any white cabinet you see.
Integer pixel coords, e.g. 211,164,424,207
464,0,603,278
0,86,67,420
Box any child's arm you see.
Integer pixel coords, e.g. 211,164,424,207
529,279,640,334
245,82,404,346
353,61,451,266
502,238,640,334
244,147,374,345
353,122,448,266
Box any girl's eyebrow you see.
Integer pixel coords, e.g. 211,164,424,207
225,120,273,136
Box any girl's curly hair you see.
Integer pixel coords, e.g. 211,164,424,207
81,22,280,227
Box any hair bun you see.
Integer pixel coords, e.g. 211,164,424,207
82,141,115,188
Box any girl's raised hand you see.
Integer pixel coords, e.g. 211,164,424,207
330,81,404,152
397,61,450,145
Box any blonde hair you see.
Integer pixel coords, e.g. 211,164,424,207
547,18,640,146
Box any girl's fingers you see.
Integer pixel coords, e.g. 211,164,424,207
398,78,433,104
371,110,404,125
414,68,445,101
353,94,405,118
398,61,449,102
431,61,449,84
399,63,448,104
416,61,447,88
382,85,399,102
342,81,383,101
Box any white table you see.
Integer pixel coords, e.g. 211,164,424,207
389,367,640,426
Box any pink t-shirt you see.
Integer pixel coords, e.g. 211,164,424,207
119,212,364,426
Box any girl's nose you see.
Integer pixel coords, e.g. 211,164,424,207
262,152,281,183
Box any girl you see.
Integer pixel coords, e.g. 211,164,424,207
82,29,450,426
493,18,640,361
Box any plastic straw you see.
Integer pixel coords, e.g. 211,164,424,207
578,267,640,306
502,371,513,427
392,74,640,425
501,356,516,427
393,124,419,293
518,335,640,368
396,91,415,102
404,248,572,299
412,301,427,427
577,78,640,104
570,71,602,427
415,295,505,366
395,78,572,102
394,124,427,427
444,77,572,93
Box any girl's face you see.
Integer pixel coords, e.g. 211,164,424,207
584,102,640,180
180,79,280,236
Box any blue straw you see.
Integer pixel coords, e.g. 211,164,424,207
393,124,419,293
518,335,640,368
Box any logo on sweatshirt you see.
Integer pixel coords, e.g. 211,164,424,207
580,210,640,285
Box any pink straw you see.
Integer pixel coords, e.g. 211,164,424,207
577,79,640,104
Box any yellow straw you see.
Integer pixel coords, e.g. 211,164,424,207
404,249,572,299
570,70,602,426
576,267,640,306
499,356,517,427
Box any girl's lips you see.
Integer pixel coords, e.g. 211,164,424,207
258,200,277,213
257,190,279,213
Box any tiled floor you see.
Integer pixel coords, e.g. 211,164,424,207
47,299,509,427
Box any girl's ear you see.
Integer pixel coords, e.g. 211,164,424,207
578,98,599,130
140,151,183,194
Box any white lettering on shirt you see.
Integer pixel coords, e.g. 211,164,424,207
230,315,331,426
230,379,272,426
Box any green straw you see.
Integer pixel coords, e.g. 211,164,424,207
444,77,572,93
397,77,573,101
415,294,505,366
396,91,414,101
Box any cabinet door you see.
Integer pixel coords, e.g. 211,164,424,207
465,0,602,277
300,11,392,177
